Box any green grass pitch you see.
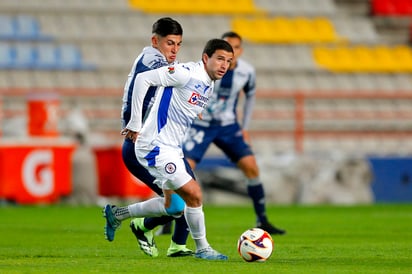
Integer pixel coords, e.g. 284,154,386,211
0,204,411,273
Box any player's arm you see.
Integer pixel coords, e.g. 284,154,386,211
125,65,189,132
241,71,257,143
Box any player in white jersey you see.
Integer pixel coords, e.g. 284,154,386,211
183,32,286,235
105,17,192,258
103,39,234,260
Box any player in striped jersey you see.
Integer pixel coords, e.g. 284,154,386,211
107,17,192,258
104,39,234,260
183,32,286,235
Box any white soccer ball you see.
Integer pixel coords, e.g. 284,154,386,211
237,228,274,262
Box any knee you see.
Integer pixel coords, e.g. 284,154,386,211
165,193,185,216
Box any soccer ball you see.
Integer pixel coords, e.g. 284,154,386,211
237,228,274,262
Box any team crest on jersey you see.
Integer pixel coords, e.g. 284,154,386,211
167,66,175,74
165,162,176,174
188,92,208,108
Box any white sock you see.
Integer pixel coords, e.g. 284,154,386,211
184,205,209,251
128,197,168,217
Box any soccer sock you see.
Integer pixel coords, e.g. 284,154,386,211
128,197,168,217
246,180,268,224
184,205,209,251
114,206,131,221
172,214,190,245
143,215,175,231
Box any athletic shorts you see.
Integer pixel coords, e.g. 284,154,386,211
183,122,253,164
122,138,163,195
135,145,195,191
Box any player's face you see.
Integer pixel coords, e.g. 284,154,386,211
152,34,183,63
223,37,243,69
203,49,233,80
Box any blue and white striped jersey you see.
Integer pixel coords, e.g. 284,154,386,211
126,61,214,149
121,46,177,129
194,58,256,129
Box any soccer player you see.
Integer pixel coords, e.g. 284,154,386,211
103,38,234,260
117,17,192,257
183,32,286,235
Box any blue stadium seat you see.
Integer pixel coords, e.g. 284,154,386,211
13,43,36,69
35,44,59,69
0,15,15,40
13,15,53,41
0,43,13,68
56,44,95,70
0,15,53,41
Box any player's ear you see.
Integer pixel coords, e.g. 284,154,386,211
151,35,158,48
201,53,209,64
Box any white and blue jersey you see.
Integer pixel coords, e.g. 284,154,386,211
183,58,256,163
126,61,213,190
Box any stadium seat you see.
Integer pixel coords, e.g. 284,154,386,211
0,15,53,41
0,15,15,40
128,0,266,15
313,45,412,72
372,0,412,16
13,43,36,69
36,43,59,69
231,16,342,44
0,43,13,68
56,44,95,70
13,15,53,41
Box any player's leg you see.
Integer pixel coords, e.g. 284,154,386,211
183,124,218,169
174,179,227,260
121,138,191,256
216,124,286,235
163,156,226,261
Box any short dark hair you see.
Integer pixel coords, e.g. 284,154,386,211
202,38,233,57
152,17,183,37
221,31,242,41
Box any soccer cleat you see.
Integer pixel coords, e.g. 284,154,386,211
103,204,121,242
257,221,286,235
167,241,193,257
130,218,159,258
194,246,228,261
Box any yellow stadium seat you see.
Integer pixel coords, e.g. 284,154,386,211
392,45,412,72
129,0,265,15
313,45,412,73
232,16,342,44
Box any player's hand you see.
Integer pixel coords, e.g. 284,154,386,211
121,128,139,143
242,130,251,144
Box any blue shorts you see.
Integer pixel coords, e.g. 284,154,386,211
122,138,163,196
183,122,253,164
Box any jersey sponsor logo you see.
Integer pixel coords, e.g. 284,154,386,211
165,162,176,174
188,92,208,108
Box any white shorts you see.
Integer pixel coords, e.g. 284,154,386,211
135,145,192,190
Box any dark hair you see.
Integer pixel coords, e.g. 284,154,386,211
152,17,183,37
221,31,242,42
202,38,233,57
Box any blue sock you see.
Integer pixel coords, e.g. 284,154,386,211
172,215,189,245
143,216,174,230
247,183,268,224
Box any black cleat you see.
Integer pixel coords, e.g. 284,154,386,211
257,221,286,235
